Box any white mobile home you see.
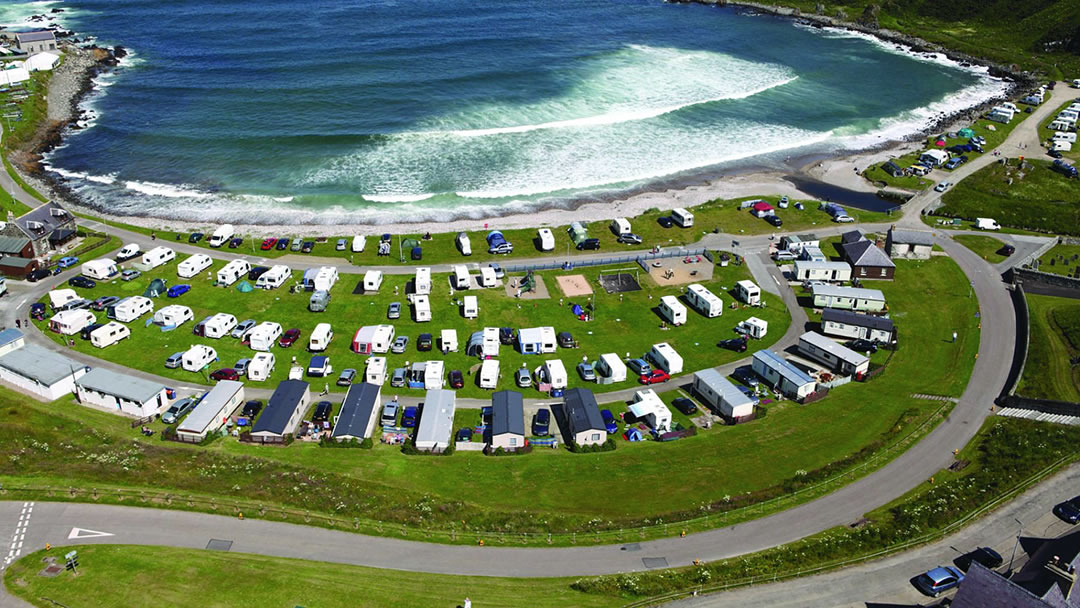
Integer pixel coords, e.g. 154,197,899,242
141,246,176,269
672,207,694,227
90,321,130,348
658,295,687,326
247,352,275,381
518,326,557,355
181,345,218,372
736,316,769,339
793,261,852,282
176,380,244,443
250,380,309,443
412,295,432,322
309,323,334,352
821,308,895,344
177,253,212,278
751,350,817,400
365,357,387,385
110,296,153,323
648,342,683,375
0,338,87,401
352,235,366,253
544,359,568,389
440,329,459,353
204,313,237,339
208,224,234,248
331,383,381,442
629,389,672,433
81,259,118,280
415,389,456,452
537,228,555,251
735,280,761,305
610,217,631,235
797,331,870,376
455,232,471,256
256,265,292,290
479,266,497,287
810,284,886,312
685,284,723,318
692,368,755,423
363,270,384,292
247,321,283,352
216,259,250,286
595,353,627,384
352,325,395,354
461,295,478,319
479,359,499,389
49,309,95,335
74,368,168,418
153,304,193,328
489,390,526,451
452,265,471,290
414,267,432,295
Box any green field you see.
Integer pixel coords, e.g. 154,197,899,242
953,234,1008,263
937,158,1080,234
1017,294,1080,403
1036,244,1080,278
2,545,618,608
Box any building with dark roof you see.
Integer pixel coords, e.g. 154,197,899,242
562,387,606,446
0,236,33,258
250,380,310,443
0,201,77,257
820,308,895,343
886,227,935,259
840,230,864,245
489,390,525,450
842,238,896,280
331,382,381,442
15,31,56,54
0,255,40,279
953,528,1080,608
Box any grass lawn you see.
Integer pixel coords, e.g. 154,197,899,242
3,545,619,608
34,257,790,399
1035,244,1080,278
953,234,1007,264
1016,294,1080,403
938,158,1080,235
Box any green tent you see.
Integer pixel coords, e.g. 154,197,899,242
235,280,254,292
401,238,420,251
143,278,167,298
958,128,975,138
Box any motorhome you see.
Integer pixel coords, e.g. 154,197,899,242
455,232,471,256
208,224,234,247
685,284,723,318
672,207,694,228
153,304,193,328
440,328,458,353
181,345,218,372
247,352,275,381
141,246,176,269
414,267,432,295
365,357,387,385
203,313,237,339
351,325,395,354
412,295,432,322
109,296,153,322
309,323,334,351
461,295,478,319
363,270,383,292
80,259,118,280
177,254,212,278
658,295,687,326
452,265,470,290
256,265,292,289
90,321,130,348
351,235,366,253
479,358,499,389
247,321,283,352
610,217,631,235
216,259,250,286
647,342,683,374
735,280,761,305
49,309,95,335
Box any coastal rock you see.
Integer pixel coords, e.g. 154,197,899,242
113,45,128,59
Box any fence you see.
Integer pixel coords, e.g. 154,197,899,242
503,247,710,274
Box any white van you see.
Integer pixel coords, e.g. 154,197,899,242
216,259,250,286
610,217,631,235
247,321,283,351
141,246,176,269
256,265,291,289
110,296,154,322
672,207,694,228
363,270,383,292
309,323,334,352
413,295,432,322
976,217,1001,231
461,295,478,319
181,345,218,372
90,321,130,348
116,243,141,261
414,267,432,296
247,352,275,381
203,313,237,339
537,228,555,252
351,235,366,253
365,356,387,385
456,232,472,256
479,359,499,390
154,304,193,327
81,259,119,280
208,224,235,248
177,254,213,278
452,265,470,290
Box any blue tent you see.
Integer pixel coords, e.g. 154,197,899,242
571,304,584,317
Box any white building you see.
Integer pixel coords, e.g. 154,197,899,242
751,350,817,400
0,332,86,400
415,389,456,452
75,368,168,418
692,368,755,423
797,331,870,376
176,380,244,443
820,309,894,344
793,261,852,282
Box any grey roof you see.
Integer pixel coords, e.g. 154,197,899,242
252,380,309,435
0,343,81,386
332,383,380,439
16,31,55,43
794,260,850,271
0,328,24,349
811,284,886,302
491,390,524,437
821,308,895,332
563,387,605,435
0,256,34,270
177,380,243,434
951,562,1050,608
0,236,30,254
799,331,869,367
753,349,815,387
840,230,864,244
1010,527,1080,602
694,368,754,409
13,202,73,240
844,239,896,268
416,389,456,446
888,228,935,247
76,367,165,403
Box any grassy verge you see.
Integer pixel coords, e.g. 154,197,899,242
3,545,621,608
2,155,46,206
953,234,1008,263
1016,294,1080,402
1035,243,1080,277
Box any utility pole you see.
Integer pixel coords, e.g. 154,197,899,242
1008,518,1023,575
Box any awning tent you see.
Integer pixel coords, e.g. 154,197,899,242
25,52,59,72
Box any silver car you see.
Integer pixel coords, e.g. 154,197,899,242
391,336,409,354
161,397,196,424
232,319,256,339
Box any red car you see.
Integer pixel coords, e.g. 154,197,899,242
640,369,670,385
210,368,240,382
260,238,277,251
279,328,301,348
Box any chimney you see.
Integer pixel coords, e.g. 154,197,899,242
875,237,885,250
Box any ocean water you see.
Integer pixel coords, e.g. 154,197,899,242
8,0,1007,224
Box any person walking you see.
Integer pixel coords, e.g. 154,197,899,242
463,598,471,608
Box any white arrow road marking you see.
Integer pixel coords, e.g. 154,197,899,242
68,527,114,540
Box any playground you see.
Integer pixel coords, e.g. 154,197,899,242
647,254,713,287
597,269,643,294
505,271,550,300
555,274,594,298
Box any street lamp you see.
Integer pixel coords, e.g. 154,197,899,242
1008,517,1023,575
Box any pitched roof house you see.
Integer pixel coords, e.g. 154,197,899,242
842,238,896,280
0,202,77,257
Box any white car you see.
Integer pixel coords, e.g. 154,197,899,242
934,181,951,193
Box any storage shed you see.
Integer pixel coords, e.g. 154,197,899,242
629,389,672,433
751,350,817,400
797,331,870,376
692,368,755,423
562,388,606,446
75,368,168,418
810,284,886,312
176,380,244,443
793,260,852,282
488,390,526,451
250,380,310,443
820,308,895,344
331,383,381,442
415,389,456,452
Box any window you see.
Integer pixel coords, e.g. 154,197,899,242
880,268,887,277
591,433,600,442
860,267,867,276
509,437,517,446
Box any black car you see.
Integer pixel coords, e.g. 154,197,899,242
719,336,748,352
241,400,263,418
275,237,290,250
1054,496,1080,524
998,244,1016,256
188,233,204,243
672,398,698,416
657,216,674,228
765,215,783,227
848,339,878,354
448,370,464,389
577,238,600,251
79,323,105,340
228,237,243,248
68,276,96,289
1049,150,1064,159
26,269,52,282
732,366,759,387
557,331,575,348
456,428,473,442
248,266,271,281
499,327,516,345
954,547,1003,572
311,401,332,423
301,241,315,253
417,333,433,351
532,408,551,436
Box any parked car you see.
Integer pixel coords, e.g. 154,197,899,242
387,302,401,320
914,566,965,597
640,369,670,385
533,408,551,435
489,263,504,279
577,238,601,251
672,398,698,416
719,336,748,352
943,156,968,170
577,362,596,381
228,237,243,248
164,352,184,369
233,358,251,376
732,366,759,387
934,181,951,193
391,336,409,354
79,323,105,341
390,367,407,387
765,214,783,227
68,276,96,289
161,397,196,424
279,328,302,348
90,295,119,311
301,241,315,253
601,409,618,433
188,232,204,243
210,368,240,382
248,266,270,281
617,233,643,245
456,428,474,442
241,400,263,418
336,238,347,251
290,238,303,252
232,319,256,339
166,284,191,298
557,331,575,348
260,238,277,251
120,269,142,282
337,368,357,386
27,269,52,282
1049,149,1064,159
402,406,419,428
514,367,532,388
275,237,290,250
448,370,464,389
57,256,79,269
381,401,399,426
312,401,332,422
626,358,651,375
30,302,47,320
657,216,674,228
848,339,878,354
998,244,1016,256
954,547,1003,572
417,333,433,351
499,327,516,345
1054,496,1080,524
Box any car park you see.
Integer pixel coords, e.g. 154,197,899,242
241,400,263,418
302,241,315,253
617,233,643,245
391,336,409,354
577,238,601,250
601,409,618,433
312,401,332,422
417,333,433,351
337,368,357,386
847,339,878,354
1054,496,1080,524
210,368,240,382
90,295,119,311
626,358,651,375
533,408,551,435
657,216,674,228
248,266,270,281
515,367,532,388
914,566,965,597
390,367,407,387
260,238,276,250
68,276,96,289
640,369,670,385
167,284,191,298
276,237,290,250
387,302,401,320
79,323,105,341
161,397,196,424
120,269,142,281
672,398,698,415
57,256,79,269
732,366,759,387
228,237,243,248
577,362,596,381
232,319,256,339
164,352,184,369
279,328,302,347
448,370,464,389
233,358,251,376
402,406,419,428
719,336,748,352
954,547,1003,572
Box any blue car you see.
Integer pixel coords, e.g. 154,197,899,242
600,409,618,434
57,256,79,269
402,406,418,428
167,284,191,298
626,358,651,375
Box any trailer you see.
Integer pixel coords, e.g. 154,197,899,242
247,352,275,381
414,267,432,295
203,313,237,339
351,325,395,354
351,235,366,253
455,232,471,256
647,342,683,374
181,345,218,372
256,265,292,289
467,328,500,358
216,259,250,286
247,321,283,352
736,316,768,339
109,296,153,323
153,304,193,328
90,321,130,348
365,356,387,385
81,259,118,280
629,389,672,433
308,323,334,351
543,359,568,389
363,270,383,292
537,228,555,251
610,217,631,235
49,309,95,335
461,295,478,319
595,353,627,384
658,295,687,326
312,266,338,292
141,246,176,269
692,368,755,423
735,280,761,305
685,284,723,318
479,358,499,389
517,326,557,355
672,207,694,227
412,295,432,322
177,254,212,279
479,266,497,288
452,265,470,289
440,328,458,353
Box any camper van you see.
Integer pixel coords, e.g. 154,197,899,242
208,224,235,248
141,246,176,269
177,254,213,278
452,265,470,290
647,342,684,375
247,322,283,352
461,295,478,319
536,228,556,252
309,290,331,312
216,259,250,286
479,359,499,389
203,313,237,339
975,217,1001,231
658,295,687,326
352,325,395,354
181,345,218,372
685,284,723,318
351,235,366,253
455,232,471,256
735,280,761,305
365,357,387,385
153,304,193,328
363,270,383,293
247,352,275,381
595,353,627,383
309,323,334,351
414,267,432,296
109,296,153,322
256,265,291,289
115,243,141,262
413,295,432,322
90,321,130,348
440,329,458,353
610,217,631,236
81,259,119,280
672,207,694,228
50,309,95,335
479,266,497,288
